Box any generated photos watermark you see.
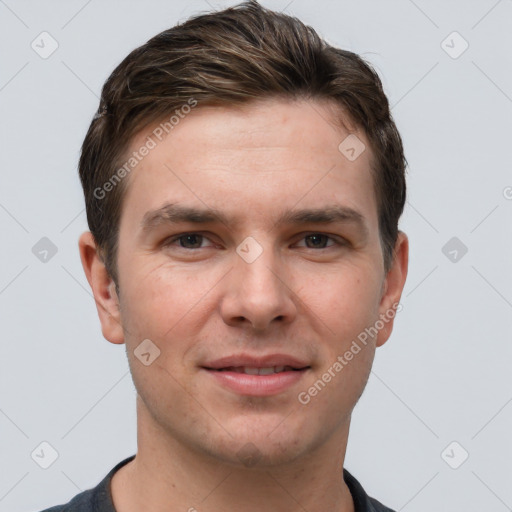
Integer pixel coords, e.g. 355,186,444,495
93,97,198,200
298,302,402,405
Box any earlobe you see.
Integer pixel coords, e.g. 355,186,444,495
78,231,125,345
376,231,409,347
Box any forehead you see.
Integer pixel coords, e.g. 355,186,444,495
118,98,377,231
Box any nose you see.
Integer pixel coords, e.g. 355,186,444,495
219,244,298,332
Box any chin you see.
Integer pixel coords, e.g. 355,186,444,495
210,438,306,469
199,414,324,469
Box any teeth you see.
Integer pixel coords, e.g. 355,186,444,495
241,366,290,375
216,366,299,374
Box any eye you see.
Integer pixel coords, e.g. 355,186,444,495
295,233,339,249
162,232,345,251
164,233,215,249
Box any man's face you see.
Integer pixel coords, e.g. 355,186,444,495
91,98,406,466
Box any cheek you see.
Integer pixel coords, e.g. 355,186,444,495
296,262,382,335
119,257,210,338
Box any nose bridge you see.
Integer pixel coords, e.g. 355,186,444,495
239,246,280,296
220,235,296,330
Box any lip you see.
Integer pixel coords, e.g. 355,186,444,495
203,353,310,370
201,353,310,397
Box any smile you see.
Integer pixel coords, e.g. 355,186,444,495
201,356,311,396
213,365,304,375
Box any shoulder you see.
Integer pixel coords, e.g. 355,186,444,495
343,468,396,512
367,496,396,512
35,487,96,512
34,455,136,512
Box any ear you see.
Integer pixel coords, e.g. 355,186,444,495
376,231,409,347
78,231,125,344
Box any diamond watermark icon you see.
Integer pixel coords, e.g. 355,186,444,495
338,134,366,162
441,31,469,59
441,441,469,469
31,441,59,469
134,338,161,366
442,237,468,263
32,237,58,263
31,31,59,59
236,236,263,264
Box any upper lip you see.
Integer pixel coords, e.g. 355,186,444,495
202,354,310,370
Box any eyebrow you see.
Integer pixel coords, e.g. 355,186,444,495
140,203,369,237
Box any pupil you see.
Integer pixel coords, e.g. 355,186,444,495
307,234,326,248
182,234,202,248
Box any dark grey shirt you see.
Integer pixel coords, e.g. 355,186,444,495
37,455,395,512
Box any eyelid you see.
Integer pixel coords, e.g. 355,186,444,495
162,231,348,250
292,232,346,248
163,232,217,249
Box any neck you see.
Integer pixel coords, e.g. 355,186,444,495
111,396,355,512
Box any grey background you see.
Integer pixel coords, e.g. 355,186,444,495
1,0,511,510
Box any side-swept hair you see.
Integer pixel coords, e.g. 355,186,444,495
79,0,406,286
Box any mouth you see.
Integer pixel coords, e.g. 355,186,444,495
201,356,311,396
207,365,307,375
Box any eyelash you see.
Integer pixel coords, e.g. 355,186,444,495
162,232,346,250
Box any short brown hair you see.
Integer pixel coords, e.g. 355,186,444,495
79,0,406,287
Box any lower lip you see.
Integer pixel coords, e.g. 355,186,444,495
203,369,307,396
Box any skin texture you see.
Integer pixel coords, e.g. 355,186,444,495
79,98,408,512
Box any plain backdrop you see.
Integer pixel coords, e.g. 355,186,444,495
1,1,511,510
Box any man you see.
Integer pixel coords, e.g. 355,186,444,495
40,1,408,510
